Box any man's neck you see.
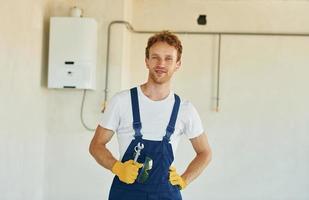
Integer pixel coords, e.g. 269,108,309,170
140,82,171,101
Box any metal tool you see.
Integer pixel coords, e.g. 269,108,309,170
137,156,153,183
133,142,144,163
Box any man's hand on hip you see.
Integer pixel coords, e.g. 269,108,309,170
169,166,187,190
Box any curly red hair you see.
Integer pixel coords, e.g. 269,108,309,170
145,31,183,61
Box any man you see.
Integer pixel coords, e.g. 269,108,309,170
89,31,212,199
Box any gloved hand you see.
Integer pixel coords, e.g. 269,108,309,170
112,160,143,184
169,166,187,190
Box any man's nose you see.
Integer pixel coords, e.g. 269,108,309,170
156,58,165,65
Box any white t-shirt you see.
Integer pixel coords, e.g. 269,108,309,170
98,86,204,160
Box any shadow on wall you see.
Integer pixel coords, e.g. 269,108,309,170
40,4,50,88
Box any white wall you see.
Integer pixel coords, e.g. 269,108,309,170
0,0,128,199
1,0,309,200
0,0,49,199
208,35,309,200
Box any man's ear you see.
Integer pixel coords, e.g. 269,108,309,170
175,60,181,70
145,58,150,69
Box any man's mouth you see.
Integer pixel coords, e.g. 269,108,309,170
155,69,167,74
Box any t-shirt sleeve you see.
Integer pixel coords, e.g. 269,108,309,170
98,94,120,132
183,102,204,139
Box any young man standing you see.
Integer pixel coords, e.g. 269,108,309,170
89,31,212,199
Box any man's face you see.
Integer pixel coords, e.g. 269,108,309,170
145,42,181,84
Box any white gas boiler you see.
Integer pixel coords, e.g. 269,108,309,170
48,17,97,90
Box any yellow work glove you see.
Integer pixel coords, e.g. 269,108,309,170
169,166,187,190
112,160,143,184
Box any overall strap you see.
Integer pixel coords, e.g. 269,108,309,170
130,87,142,138
164,94,181,142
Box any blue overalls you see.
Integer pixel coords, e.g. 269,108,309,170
108,87,182,200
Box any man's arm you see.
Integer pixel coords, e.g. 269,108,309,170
181,133,212,184
89,125,117,171
89,125,143,184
